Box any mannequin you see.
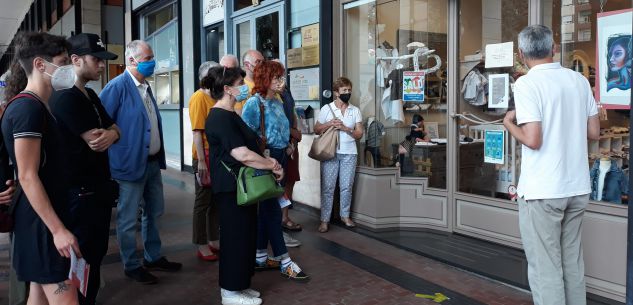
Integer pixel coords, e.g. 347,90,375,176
596,157,612,201
365,116,385,167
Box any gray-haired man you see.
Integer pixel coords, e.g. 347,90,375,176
503,25,600,305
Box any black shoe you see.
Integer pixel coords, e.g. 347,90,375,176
124,267,158,285
143,257,182,272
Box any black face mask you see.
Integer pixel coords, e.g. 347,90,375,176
339,93,351,103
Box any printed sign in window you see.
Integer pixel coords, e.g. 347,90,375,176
484,130,505,164
402,71,425,102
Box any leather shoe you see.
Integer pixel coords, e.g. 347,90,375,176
143,257,182,272
197,250,218,261
124,267,158,285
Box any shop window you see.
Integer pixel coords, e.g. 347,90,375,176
144,3,177,36
236,21,251,63
457,0,528,199
290,0,318,28
235,0,267,11
343,0,449,189
255,12,279,60
143,9,179,105
206,25,225,63
547,0,632,206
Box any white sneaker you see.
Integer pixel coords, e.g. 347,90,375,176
222,293,262,305
241,288,261,298
283,232,301,247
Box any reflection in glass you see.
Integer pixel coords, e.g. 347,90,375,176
155,72,170,105
206,26,225,62
256,12,279,60
171,71,180,104
145,3,176,36
154,22,179,70
457,0,527,199
237,21,251,62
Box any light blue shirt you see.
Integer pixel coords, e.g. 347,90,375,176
242,94,290,149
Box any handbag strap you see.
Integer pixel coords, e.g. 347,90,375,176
221,161,237,180
325,103,341,150
257,96,267,148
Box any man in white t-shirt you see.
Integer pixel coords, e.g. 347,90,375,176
504,25,600,305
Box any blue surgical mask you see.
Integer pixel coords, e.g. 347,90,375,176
135,58,156,77
234,84,250,102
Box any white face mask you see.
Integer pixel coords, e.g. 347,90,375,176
44,61,77,91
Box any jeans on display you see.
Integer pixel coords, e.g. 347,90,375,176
116,160,165,271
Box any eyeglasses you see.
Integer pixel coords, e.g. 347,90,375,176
274,76,286,83
222,66,226,77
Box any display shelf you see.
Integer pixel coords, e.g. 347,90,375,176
588,133,629,167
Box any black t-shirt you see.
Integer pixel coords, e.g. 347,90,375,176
50,86,115,185
205,108,263,194
1,96,69,209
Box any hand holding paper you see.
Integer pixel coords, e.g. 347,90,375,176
68,247,90,297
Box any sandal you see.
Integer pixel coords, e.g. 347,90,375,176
318,222,329,233
282,220,303,232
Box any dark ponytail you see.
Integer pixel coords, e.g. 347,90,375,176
4,61,27,101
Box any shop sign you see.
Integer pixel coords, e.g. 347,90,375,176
402,71,425,102
301,24,319,47
484,130,505,164
289,68,320,101
287,48,303,69
302,45,320,66
485,42,514,68
203,0,224,26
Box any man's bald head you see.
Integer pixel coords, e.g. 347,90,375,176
220,54,239,68
242,50,264,78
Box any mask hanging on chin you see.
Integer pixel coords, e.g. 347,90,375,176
339,93,352,103
44,62,77,91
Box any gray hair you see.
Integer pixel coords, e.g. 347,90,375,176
125,40,151,65
198,61,219,81
518,25,554,60
220,54,239,68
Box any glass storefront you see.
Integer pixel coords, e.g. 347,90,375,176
546,0,631,205
344,0,449,189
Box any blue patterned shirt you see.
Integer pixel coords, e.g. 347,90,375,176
242,94,290,149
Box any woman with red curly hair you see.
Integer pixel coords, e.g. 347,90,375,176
241,60,310,282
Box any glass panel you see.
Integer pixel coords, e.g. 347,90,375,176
155,72,170,105
545,0,632,205
255,12,279,60
290,0,319,28
235,0,254,11
237,21,251,63
344,0,449,189
206,25,225,62
154,22,179,70
145,3,175,36
457,0,528,199
344,0,376,168
171,71,180,104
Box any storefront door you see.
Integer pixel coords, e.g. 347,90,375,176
232,3,286,62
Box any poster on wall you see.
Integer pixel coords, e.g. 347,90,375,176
488,74,509,109
402,71,425,102
484,130,505,164
596,9,632,109
203,0,224,26
289,68,320,101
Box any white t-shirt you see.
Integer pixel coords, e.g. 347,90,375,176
318,102,363,155
515,62,598,200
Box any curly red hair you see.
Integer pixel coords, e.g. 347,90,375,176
252,60,285,97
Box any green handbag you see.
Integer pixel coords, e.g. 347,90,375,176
222,161,285,206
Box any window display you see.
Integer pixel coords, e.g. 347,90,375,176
343,0,449,189
457,0,528,199
547,0,632,205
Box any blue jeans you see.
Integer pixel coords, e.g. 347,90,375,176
256,147,288,258
116,160,165,271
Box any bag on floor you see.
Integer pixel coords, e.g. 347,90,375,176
222,162,284,206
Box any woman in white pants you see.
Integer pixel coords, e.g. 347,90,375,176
313,77,364,233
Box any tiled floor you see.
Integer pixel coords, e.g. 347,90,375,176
0,169,540,305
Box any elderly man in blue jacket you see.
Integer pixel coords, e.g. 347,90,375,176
100,40,181,285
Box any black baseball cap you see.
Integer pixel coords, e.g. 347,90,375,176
67,33,118,60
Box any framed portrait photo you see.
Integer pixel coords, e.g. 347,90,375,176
596,9,632,109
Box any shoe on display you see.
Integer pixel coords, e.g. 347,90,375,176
283,232,301,247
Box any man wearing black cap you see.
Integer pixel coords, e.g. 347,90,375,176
49,33,121,305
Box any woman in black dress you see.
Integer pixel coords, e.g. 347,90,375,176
204,66,283,305
2,32,81,305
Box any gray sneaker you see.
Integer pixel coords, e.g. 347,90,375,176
283,232,301,247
